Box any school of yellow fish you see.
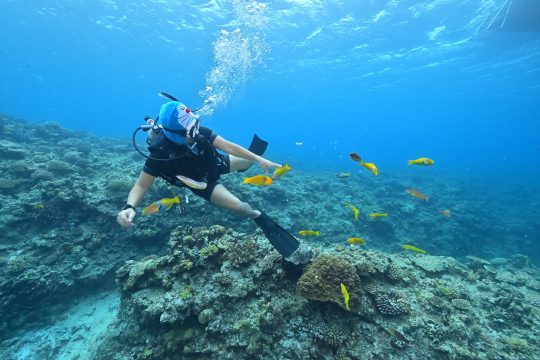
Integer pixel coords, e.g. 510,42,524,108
136,151,449,312
293,153,447,260
140,151,443,288
236,154,441,258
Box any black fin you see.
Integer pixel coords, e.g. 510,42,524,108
237,134,269,173
254,212,299,259
248,134,268,156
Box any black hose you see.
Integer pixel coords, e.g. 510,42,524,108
131,126,187,162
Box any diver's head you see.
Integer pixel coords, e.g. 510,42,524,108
159,101,200,145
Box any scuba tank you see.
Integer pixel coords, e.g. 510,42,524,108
144,116,162,144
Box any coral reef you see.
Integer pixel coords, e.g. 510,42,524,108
297,254,361,310
93,225,540,360
375,290,409,316
1,114,539,359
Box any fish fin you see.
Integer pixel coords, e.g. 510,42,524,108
407,160,413,165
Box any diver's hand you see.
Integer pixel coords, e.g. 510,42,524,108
117,208,136,228
257,157,281,172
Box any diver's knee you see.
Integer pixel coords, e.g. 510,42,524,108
234,159,254,172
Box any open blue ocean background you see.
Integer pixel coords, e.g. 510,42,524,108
1,0,539,261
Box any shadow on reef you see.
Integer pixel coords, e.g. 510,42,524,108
94,225,540,360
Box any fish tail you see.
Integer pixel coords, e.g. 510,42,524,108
407,160,413,165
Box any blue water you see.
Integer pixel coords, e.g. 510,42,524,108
1,2,539,243
2,0,539,171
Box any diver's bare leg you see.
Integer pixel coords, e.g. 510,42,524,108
228,155,254,172
210,184,260,218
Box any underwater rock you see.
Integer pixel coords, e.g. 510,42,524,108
0,140,26,159
30,169,55,181
197,308,215,325
46,159,77,174
91,224,540,360
0,179,23,191
412,255,451,273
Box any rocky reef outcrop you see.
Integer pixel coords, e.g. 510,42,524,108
95,225,540,360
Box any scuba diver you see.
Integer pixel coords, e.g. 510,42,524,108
117,94,314,265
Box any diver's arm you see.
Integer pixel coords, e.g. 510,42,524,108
117,171,155,228
126,171,155,207
213,136,280,171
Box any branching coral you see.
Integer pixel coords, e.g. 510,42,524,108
46,159,76,173
30,169,54,181
386,262,408,283
223,238,258,267
451,299,473,311
375,290,409,316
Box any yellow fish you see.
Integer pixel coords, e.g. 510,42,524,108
406,188,429,201
408,157,434,166
345,203,360,221
401,244,428,254
243,175,273,186
298,230,320,236
272,164,291,179
347,237,366,245
143,196,181,215
335,172,350,178
360,161,378,176
340,283,350,311
368,213,388,218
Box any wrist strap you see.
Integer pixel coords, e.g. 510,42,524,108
122,204,136,211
